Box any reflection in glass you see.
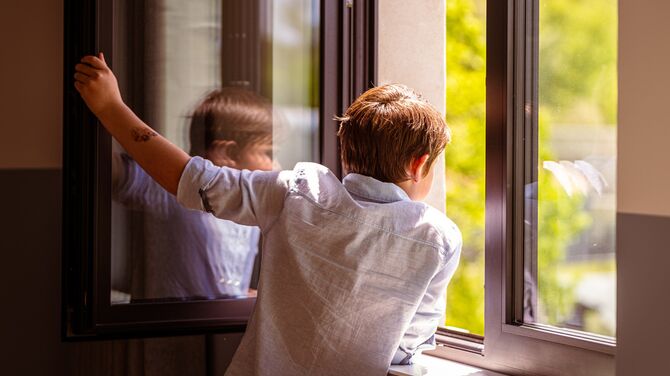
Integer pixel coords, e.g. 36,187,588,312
525,0,617,337
109,0,319,304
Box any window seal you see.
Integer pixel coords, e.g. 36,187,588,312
434,328,484,356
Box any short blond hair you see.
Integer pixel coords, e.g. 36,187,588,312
337,84,450,183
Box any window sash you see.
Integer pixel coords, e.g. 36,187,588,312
430,0,616,374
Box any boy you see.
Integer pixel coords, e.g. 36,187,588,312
113,87,274,300
75,53,461,376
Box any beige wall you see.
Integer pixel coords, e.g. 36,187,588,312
617,1,670,375
0,0,63,169
618,0,670,217
377,0,447,212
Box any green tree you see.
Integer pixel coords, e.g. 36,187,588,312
539,0,618,125
444,0,486,335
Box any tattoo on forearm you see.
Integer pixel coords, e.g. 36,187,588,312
131,128,158,142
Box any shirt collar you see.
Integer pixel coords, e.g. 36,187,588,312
342,173,411,203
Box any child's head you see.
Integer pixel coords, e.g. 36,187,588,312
337,84,450,190
189,87,274,171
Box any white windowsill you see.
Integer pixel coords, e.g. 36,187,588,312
388,354,507,376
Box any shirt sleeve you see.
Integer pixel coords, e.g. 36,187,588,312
176,156,291,231
391,234,462,365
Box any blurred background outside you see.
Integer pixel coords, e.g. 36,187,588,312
444,0,617,338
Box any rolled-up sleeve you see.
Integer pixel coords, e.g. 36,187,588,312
177,156,290,230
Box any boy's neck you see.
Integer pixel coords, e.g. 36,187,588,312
394,180,423,202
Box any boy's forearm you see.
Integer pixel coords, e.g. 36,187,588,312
74,54,190,195
97,102,190,195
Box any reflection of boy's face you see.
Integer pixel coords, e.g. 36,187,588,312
236,142,275,171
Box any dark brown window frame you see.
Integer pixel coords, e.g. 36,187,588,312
62,0,377,340
428,0,616,374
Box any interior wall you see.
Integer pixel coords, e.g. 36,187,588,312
617,0,670,218
616,0,670,375
0,0,63,169
0,1,67,372
377,0,447,212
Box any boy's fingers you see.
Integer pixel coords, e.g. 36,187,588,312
74,72,90,83
99,52,105,63
80,55,106,69
74,81,83,93
75,63,98,77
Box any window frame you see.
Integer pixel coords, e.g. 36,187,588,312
428,0,616,374
61,0,377,340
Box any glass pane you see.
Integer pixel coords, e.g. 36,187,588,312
109,0,320,304
525,0,617,337
444,0,486,336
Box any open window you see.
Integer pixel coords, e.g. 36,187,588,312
62,0,376,339
431,0,617,374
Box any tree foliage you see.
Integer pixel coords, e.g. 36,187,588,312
444,0,486,334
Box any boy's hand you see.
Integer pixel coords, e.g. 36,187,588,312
74,53,123,117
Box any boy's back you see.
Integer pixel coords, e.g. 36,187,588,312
178,158,461,376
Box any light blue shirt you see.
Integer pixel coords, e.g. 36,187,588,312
177,157,461,376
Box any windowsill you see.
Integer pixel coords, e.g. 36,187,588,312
388,354,507,376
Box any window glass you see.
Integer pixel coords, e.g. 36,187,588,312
109,0,320,304
525,0,617,337
444,0,486,336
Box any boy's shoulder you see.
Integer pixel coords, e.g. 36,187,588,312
291,161,333,180
285,162,462,260
285,162,342,200
420,204,462,259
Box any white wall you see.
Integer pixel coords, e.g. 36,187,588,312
377,0,447,212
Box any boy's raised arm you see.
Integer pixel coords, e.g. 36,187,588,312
74,53,190,195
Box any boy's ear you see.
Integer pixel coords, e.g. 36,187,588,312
208,140,239,168
409,154,430,182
